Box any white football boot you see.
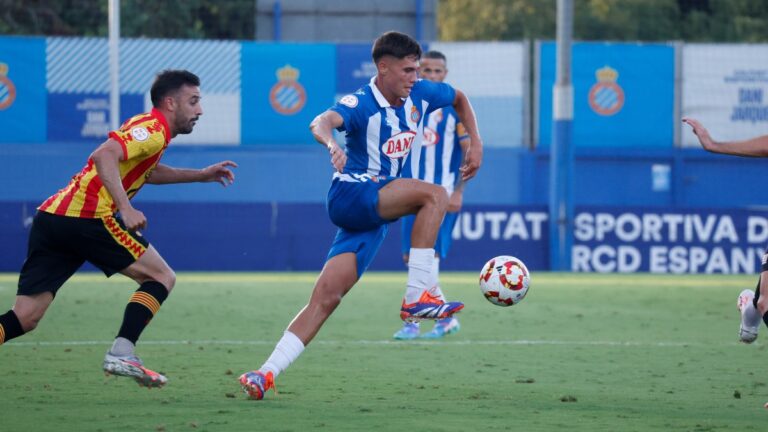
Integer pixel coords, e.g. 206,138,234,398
737,289,759,344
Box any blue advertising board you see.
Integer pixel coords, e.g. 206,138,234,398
335,43,375,95
0,37,47,143
47,94,143,142
2,202,765,274
538,42,674,147
334,42,430,96
241,43,336,145
572,206,768,273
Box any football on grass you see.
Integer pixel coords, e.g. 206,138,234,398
479,255,530,306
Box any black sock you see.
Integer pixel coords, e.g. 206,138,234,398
116,281,169,344
0,310,25,345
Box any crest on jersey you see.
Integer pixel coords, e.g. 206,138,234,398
0,63,17,110
339,94,358,108
131,127,149,142
588,66,624,116
270,64,306,115
410,105,421,123
423,127,439,147
382,130,416,159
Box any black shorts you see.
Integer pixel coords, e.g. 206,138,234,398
17,211,150,296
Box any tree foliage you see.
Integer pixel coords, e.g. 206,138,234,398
437,0,768,42
1,0,767,42
0,0,254,39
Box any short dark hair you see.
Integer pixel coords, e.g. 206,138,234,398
150,70,200,108
423,50,447,63
371,31,422,63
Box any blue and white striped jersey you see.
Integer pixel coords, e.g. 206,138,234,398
330,77,456,178
405,106,469,195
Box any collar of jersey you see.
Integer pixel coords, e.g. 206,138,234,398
150,107,172,143
369,76,407,108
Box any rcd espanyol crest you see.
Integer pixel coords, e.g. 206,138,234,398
588,66,624,116
0,62,17,110
270,64,306,115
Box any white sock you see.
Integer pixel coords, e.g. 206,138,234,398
260,331,305,378
742,294,761,329
109,337,135,357
404,248,435,304
428,257,446,302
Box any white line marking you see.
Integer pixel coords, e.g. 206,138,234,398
3,339,740,348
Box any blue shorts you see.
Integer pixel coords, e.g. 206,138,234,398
326,174,398,277
327,225,388,278
327,174,397,232
401,211,460,259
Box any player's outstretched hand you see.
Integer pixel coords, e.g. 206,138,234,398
682,118,715,151
328,142,346,172
460,144,483,181
202,160,238,186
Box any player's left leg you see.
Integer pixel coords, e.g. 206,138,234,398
393,215,421,339
423,212,462,339
103,245,175,387
378,179,463,321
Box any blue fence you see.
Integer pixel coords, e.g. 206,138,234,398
1,144,766,274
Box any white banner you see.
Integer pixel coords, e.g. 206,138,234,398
682,44,768,147
429,42,526,148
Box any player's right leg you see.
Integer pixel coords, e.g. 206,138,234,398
240,252,359,399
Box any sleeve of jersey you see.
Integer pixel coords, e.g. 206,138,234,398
421,80,457,114
108,129,132,160
330,96,362,132
108,128,165,160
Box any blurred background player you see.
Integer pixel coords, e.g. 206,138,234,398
683,117,768,344
239,31,483,400
394,50,470,340
0,70,237,388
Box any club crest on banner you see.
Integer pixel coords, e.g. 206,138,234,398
588,66,624,116
269,64,306,115
0,63,17,110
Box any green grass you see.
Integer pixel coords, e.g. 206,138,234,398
1,272,767,431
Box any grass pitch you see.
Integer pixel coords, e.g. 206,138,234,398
1,272,767,431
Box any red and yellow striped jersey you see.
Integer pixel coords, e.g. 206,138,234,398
39,108,171,218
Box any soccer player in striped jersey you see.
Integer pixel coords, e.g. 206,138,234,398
393,50,469,340
0,70,237,388
683,117,768,344
240,31,483,400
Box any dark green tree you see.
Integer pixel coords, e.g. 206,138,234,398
0,0,255,39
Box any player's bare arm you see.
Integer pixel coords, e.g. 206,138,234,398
452,89,483,180
91,138,147,231
447,135,471,212
683,117,768,157
146,161,238,186
310,110,346,172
